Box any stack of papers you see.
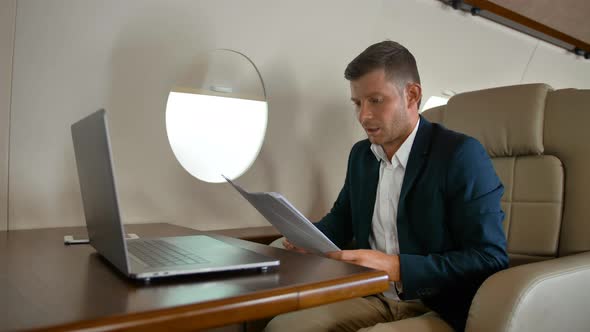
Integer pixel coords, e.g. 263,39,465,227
223,176,340,254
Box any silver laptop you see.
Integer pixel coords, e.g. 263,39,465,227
71,109,279,280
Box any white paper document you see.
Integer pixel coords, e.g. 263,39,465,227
223,176,340,254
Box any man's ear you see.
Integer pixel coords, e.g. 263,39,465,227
405,83,422,111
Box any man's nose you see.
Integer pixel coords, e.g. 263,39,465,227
358,103,373,122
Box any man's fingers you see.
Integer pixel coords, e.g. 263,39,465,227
283,239,309,254
326,250,357,261
282,238,292,249
293,247,308,254
325,251,341,259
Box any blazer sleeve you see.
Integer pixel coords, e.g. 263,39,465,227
399,137,509,299
313,146,356,249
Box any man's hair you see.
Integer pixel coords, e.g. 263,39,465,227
344,41,421,107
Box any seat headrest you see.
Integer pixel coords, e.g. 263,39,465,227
444,84,551,157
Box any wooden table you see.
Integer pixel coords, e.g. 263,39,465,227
0,223,389,331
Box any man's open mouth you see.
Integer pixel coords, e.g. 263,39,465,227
366,128,380,135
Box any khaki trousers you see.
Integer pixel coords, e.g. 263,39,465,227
264,294,454,332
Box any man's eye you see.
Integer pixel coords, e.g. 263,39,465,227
370,98,382,104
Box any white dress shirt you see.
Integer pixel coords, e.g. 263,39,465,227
369,118,420,300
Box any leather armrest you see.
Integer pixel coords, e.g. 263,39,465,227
466,251,590,332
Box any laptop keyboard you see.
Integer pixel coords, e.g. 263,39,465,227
127,239,210,267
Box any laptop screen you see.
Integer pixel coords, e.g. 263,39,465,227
71,109,129,274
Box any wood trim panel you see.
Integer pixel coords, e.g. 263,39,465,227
464,0,590,51
298,272,390,308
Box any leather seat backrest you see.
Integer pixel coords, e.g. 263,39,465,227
544,88,590,257
422,84,580,266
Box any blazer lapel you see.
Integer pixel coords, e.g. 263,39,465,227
357,148,380,249
399,116,433,206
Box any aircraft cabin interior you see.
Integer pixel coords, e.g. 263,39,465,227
1,0,589,331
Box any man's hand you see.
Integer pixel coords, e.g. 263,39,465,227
326,250,401,281
282,238,310,254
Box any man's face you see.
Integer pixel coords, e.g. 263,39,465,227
350,69,414,151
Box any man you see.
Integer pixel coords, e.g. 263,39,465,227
265,41,508,332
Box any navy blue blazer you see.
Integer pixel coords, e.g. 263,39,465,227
315,116,508,331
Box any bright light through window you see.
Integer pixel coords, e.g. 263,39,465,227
166,91,268,183
421,96,449,112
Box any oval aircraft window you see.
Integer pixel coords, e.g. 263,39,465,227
165,50,267,183
421,96,449,112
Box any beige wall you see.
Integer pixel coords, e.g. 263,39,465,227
0,0,17,231
6,0,590,230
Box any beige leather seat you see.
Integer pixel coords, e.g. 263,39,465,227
423,83,590,332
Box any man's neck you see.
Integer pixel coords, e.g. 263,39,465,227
383,142,403,162
382,116,419,161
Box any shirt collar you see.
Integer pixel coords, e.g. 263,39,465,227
370,118,420,168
